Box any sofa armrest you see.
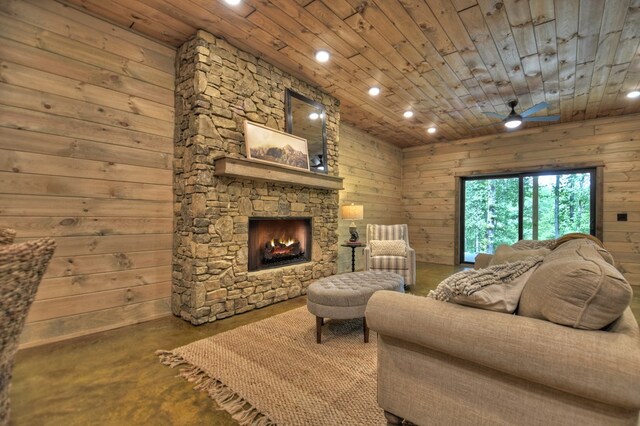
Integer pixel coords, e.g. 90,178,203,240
474,253,492,269
366,291,640,409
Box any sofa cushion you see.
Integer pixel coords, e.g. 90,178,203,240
428,256,544,313
489,244,551,266
369,239,406,257
518,242,632,329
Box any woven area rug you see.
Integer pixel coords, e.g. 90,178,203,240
156,306,385,426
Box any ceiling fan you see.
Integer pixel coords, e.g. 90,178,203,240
483,100,560,129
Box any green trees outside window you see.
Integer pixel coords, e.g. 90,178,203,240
461,170,595,263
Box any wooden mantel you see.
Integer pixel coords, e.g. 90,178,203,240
213,156,344,190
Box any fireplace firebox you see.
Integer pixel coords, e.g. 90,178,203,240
248,218,312,272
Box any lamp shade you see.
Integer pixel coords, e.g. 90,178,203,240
341,204,363,221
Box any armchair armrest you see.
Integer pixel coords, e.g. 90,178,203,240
366,291,640,409
405,247,416,284
363,246,371,271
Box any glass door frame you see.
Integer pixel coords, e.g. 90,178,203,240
459,167,597,265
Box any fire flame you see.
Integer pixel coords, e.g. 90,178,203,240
270,235,297,247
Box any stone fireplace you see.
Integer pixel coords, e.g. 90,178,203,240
173,30,341,325
248,218,312,272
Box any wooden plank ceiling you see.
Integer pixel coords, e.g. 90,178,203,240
63,0,640,147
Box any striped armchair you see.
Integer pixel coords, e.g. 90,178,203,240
364,224,416,286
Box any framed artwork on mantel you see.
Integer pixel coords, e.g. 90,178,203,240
244,121,310,172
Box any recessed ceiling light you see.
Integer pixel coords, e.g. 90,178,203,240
504,118,522,129
403,110,414,118
368,87,380,96
315,50,330,63
308,112,320,120
427,127,436,134
224,0,241,5
627,90,640,98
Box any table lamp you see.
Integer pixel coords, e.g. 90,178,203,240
341,204,364,243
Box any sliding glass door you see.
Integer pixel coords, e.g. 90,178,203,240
461,169,595,263
521,173,593,240
461,177,519,262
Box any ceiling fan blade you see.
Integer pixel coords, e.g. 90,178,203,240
520,102,549,117
482,111,505,119
523,115,560,122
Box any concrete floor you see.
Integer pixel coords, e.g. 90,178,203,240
10,262,640,425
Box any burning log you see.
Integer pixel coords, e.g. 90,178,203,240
264,237,302,261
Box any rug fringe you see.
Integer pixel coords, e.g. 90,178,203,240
156,350,276,426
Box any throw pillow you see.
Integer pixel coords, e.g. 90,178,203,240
369,240,406,257
518,243,632,329
428,256,544,313
546,238,615,266
488,245,551,266
551,232,604,249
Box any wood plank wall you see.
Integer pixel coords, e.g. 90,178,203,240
338,124,403,273
402,113,640,287
0,0,176,348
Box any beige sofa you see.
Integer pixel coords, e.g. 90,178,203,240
366,239,640,426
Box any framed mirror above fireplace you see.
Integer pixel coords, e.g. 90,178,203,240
248,217,313,272
285,89,327,174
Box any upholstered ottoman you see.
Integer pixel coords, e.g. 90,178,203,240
306,271,404,343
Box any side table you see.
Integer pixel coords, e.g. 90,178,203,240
341,242,364,272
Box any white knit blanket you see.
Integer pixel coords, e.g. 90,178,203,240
428,256,544,302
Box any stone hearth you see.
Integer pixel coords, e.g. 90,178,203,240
173,30,341,324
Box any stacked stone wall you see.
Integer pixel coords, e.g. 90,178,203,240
173,30,340,324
